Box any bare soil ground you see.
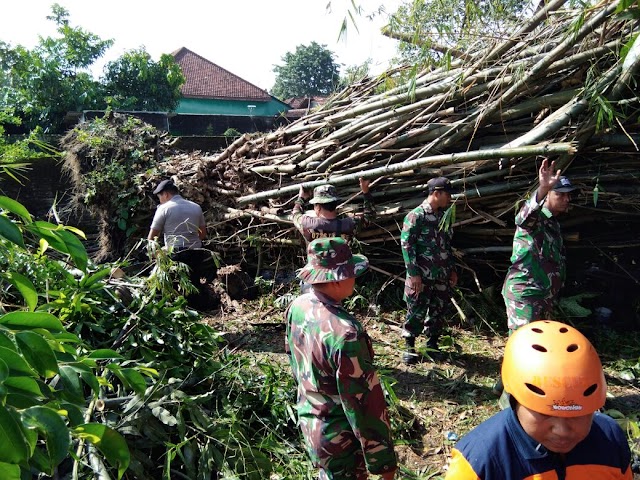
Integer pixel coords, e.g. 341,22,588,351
202,290,640,479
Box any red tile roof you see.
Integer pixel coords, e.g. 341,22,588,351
172,47,272,102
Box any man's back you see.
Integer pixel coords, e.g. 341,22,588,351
151,195,204,250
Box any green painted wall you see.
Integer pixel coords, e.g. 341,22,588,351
176,97,289,116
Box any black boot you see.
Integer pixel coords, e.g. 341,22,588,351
424,333,444,361
426,335,440,351
402,337,419,365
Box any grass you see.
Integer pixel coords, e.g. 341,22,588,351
201,274,640,478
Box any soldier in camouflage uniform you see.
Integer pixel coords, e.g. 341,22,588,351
286,237,397,480
502,159,577,333
292,178,376,244
400,177,457,365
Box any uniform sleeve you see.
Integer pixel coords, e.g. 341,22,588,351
292,198,306,232
445,448,482,480
334,332,397,475
514,194,542,227
352,192,376,232
400,209,424,277
149,206,166,233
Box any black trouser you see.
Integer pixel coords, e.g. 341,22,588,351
171,248,217,306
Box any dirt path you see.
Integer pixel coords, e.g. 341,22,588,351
202,296,640,478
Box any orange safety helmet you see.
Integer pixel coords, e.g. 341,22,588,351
501,320,606,417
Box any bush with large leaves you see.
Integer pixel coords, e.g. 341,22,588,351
0,196,132,478
0,195,313,478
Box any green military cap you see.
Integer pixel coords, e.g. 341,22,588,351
309,184,340,204
298,237,369,284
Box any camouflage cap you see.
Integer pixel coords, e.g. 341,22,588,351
298,237,369,284
552,176,577,193
309,184,340,204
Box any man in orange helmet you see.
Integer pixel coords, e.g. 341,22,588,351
445,320,632,479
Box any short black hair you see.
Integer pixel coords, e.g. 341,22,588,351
318,201,338,212
163,183,179,195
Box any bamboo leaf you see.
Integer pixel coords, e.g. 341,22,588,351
78,267,111,289
151,405,178,426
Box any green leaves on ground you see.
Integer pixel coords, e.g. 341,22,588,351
0,196,312,478
74,424,130,479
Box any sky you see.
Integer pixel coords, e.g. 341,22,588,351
1,0,404,91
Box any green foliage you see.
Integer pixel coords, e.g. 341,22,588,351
0,5,112,132
439,203,457,232
387,0,531,67
558,292,600,318
102,49,185,112
224,127,242,137
339,59,372,89
0,195,319,478
0,5,185,134
0,196,134,478
64,113,163,249
271,42,340,99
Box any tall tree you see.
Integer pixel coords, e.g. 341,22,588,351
271,42,340,100
1,4,112,133
102,49,185,112
0,4,186,135
385,0,533,66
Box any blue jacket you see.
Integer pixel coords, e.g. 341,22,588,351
445,408,632,479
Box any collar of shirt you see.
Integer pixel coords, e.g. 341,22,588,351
310,288,343,307
420,200,435,213
505,407,551,461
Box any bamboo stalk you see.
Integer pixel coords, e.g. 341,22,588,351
237,143,576,204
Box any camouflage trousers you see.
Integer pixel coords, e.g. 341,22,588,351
300,416,367,480
402,279,450,339
503,295,554,333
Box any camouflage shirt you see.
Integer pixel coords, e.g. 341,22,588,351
292,193,375,243
285,290,397,475
400,200,454,280
502,194,566,300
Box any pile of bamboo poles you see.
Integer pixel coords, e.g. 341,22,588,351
184,0,639,281
62,1,640,285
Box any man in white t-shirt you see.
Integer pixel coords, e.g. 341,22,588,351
148,179,214,308
148,179,206,250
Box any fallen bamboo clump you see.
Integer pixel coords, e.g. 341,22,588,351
61,1,640,286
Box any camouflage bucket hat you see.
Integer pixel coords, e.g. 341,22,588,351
309,184,340,204
298,237,369,285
